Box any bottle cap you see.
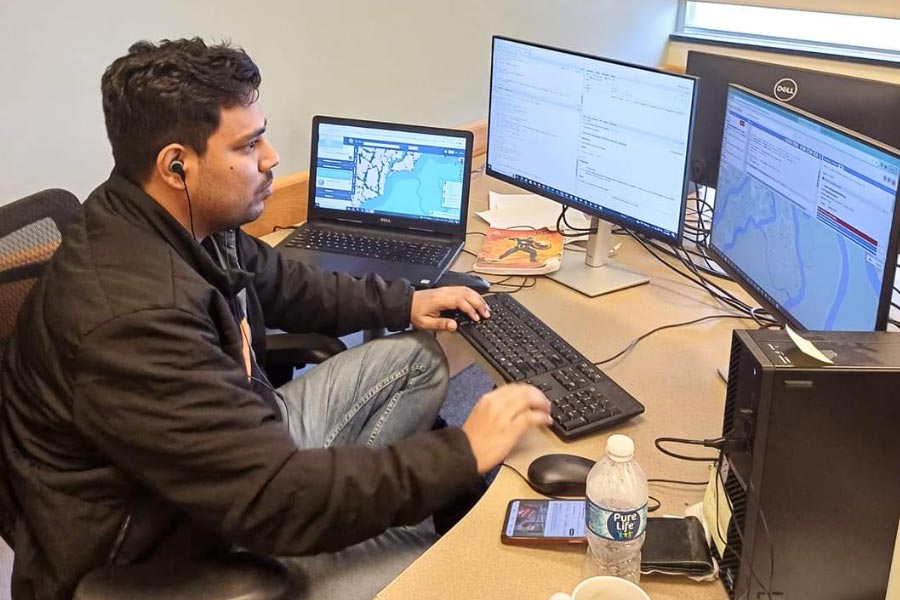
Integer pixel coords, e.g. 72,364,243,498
606,434,634,462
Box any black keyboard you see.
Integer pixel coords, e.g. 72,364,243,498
283,227,449,266
452,293,645,440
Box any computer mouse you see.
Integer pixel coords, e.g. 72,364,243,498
433,270,492,294
526,454,596,497
465,273,491,294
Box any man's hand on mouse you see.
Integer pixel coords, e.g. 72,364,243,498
462,384,553,474
410,286,490,331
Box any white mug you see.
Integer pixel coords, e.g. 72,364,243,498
548,576,651,600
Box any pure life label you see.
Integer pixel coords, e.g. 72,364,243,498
587,500,647,541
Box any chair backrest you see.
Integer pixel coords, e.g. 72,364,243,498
0,188,80,547
0,189,79,357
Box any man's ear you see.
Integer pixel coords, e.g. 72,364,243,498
155,144,188,190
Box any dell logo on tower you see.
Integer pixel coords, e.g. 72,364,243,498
774,78,798,102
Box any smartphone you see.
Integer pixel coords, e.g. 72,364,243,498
501,499,587,546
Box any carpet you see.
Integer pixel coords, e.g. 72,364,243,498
439,363,501,491
440,363,496,428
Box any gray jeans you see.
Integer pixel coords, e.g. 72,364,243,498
274,331,449,600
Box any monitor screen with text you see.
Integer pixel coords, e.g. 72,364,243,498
710,86,900,331
486,37,697,244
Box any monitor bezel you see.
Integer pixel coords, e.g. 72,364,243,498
308,115,474,236
707,84,900,332
685,49,900,189
485,35,699,247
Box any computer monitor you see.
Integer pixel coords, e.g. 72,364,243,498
487,36,698,297
687,51,900,189
709,85,900,331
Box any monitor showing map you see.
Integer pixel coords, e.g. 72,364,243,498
709,85,900,331
311,120,469,226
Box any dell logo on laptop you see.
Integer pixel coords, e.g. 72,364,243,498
774,78,798,102
379,217,391,223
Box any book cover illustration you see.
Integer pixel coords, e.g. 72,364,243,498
473,227,564,275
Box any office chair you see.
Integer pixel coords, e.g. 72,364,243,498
0,188,347,599
265,331,346,387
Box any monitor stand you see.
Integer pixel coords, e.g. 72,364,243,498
547,217,649,297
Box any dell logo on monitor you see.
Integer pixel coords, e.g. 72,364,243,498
379,217,391,223
774,78,798,102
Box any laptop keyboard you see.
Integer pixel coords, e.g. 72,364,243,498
283,227,450,266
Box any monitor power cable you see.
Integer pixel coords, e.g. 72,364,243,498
654,436,747,463
481,275,537,294
627,230,778,325
592,313,755,367
641,236,729,281
556,206,598,236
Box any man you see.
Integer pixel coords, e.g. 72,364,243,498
0,38,551,600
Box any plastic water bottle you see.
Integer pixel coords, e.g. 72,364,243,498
584,434,648,584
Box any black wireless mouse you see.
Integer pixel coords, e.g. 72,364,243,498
432,270,491,294
526,454,596,497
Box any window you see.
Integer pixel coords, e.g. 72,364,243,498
678,1,900,61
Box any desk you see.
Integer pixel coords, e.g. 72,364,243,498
376,169,746,600
263,168,742,600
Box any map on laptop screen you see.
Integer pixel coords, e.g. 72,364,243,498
313,122,468,225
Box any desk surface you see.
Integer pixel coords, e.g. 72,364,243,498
263,170,741,599
378,171,744,600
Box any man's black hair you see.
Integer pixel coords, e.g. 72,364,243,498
101,38,261,184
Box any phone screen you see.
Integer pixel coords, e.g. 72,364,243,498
504,499,586,539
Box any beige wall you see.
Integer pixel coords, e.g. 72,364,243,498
667,40,900,83
0,0,679,205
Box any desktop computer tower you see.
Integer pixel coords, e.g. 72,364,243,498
716,330,900,600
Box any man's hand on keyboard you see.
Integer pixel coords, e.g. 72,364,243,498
461,384,553,474
410,286,490,332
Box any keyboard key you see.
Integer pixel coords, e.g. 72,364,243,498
288,227,450,266
562,416,588,431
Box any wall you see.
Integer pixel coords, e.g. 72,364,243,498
0,0,679,204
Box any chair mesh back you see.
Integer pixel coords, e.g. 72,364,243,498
0,218,62,350
0,189,79,548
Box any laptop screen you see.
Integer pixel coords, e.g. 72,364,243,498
312,122,469,225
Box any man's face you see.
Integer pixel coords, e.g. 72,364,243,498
195,101,279,234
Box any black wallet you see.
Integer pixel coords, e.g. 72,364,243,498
640,516,715,576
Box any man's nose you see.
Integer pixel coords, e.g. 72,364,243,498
260,138,280,172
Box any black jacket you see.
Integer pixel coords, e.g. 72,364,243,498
0,172,479,599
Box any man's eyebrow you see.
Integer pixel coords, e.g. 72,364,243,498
236,120,267,145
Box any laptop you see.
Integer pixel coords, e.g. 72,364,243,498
276,116,474,287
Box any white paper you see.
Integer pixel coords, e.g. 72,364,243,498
702,463,732,559
479,192,592,242
785,325,834,364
